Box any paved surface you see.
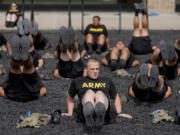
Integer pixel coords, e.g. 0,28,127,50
0,30,180,135
1,11,180,30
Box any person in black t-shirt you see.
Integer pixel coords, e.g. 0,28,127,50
101,40,139,71
53,26,85,79
82,16,111,55
147,40,179,80
0,35,47,102
128,2,156,54
61,58,132,133
5,3,21,27
128,64,171,102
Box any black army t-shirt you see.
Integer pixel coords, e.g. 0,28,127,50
84,24,108,37
68,76,117,102
0,33,7,46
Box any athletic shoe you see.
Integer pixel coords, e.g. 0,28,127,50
17,20,24,36
31,22,38,36
23,19,31,35
20,36,30,61
11,35,21,61
94,102,106,132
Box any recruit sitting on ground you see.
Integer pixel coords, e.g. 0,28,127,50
62,58,132,133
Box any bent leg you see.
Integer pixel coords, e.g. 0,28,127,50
128,86,136,98
101,57,108,66
164,86,172,99
97,34,106,45
86,34,94,53
0,87,7,98
11,14,17,22
96,34,106,53
94,91,108,130
109,48,119,70
82,89,96,106
53,69,63,79
132,60,140,67
0,69,3,76
95,91,108,110
119,48,130,68
82,90,96,131
40,87,47,97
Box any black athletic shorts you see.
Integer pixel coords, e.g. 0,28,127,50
76,102,117,124
164,62,178,80
131,78,168,102
106,51,138,69
34,38,48,50
56,58,84,78
2,72,44,102
129,36,152,54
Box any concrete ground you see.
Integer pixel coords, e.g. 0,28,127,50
1,11,180,30
0,30,180,135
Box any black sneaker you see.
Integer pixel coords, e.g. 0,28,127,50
11,35,21,61
134,2,145,11
20,36,30,61
17,20,24,36
94,102,106,132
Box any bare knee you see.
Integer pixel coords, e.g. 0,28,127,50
40,87,47,97
82,89,96,105
86,34,93,43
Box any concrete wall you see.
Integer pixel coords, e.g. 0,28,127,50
147,0,175,14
